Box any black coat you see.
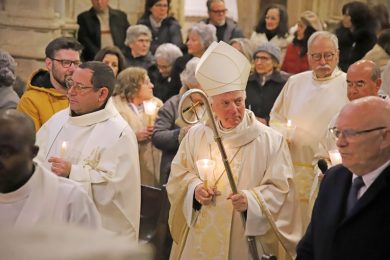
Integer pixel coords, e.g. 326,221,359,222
77,7,129,61
297,164,390,260
245,71,289,123
137,16,183,54
201,17,244,43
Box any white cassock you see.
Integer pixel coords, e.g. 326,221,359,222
36,98,141,241
0,160,101,227
269,68,349,225
167,110,302,260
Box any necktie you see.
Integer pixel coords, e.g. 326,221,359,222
346,176,365,214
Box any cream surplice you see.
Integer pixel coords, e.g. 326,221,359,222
36,98,141,241
167,110,302,260
0,160,101,227
269,68,349,225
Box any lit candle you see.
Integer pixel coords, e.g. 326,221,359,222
286,119,296,142
60,141,67,159
143,100,158,126
328,149,342,165
196,159,216,189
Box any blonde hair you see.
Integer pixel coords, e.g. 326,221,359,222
114,67,147,99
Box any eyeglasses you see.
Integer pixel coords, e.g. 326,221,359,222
310,52,335,61
329,126,387,139
347,80,366,88
66,79,94,93
50,58,81,68
254,56,272,62
210,9,227,14
154,3,168,8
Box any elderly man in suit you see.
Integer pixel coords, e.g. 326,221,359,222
297,96,390,260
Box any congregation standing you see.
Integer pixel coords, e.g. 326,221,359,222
1,0,390,259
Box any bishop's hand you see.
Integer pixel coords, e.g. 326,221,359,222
194,183,215,206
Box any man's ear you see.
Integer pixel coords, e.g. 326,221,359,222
45,57,52,72
98,87,110,102
31,145,39,159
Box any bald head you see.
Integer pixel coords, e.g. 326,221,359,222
346,60,382,101
0,109,36,145
336,96,390,175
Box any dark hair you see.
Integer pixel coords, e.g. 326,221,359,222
206,0,224,11
255,4,289,37
79,61,116,97
345,1,376,30
94,46,127,75
371,4,390,31
142,0,171,17
293,26,316,57
45,37,83,58
378,29,390,55
0,109,36,145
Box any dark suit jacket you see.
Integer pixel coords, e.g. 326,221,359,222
77,7,130,61
297,164,390,260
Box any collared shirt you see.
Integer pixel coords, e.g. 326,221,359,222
353,160,390,199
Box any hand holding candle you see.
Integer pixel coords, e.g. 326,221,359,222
196,159,216,189
143,100,158,127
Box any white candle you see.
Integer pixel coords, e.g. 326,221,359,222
286,119,296,141
143,100,158,126
60,141,67,159
328,149,342,165
196,159,216,189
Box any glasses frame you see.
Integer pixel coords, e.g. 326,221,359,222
309,52,336,62
329,126,387,139
209,8,227,14
50,58,81,68
66,79,94,93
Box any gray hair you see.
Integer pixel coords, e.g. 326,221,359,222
180,57,200,85
371,63,382,81
188,23,217,50
308,31,339,51
154,43,183,65
229,38,256,63
124,25,152,45
206,0,225,11
0,49,16,87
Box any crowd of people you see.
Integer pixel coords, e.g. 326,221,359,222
1,0,390,259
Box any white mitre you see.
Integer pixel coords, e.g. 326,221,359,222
195,41,251,96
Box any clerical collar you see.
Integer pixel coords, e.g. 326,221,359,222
68,98,118,126
312,67,343,81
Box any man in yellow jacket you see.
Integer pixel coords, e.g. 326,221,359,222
17,37,83,131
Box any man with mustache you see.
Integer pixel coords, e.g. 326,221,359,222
17,37,83,131
270,31,349,227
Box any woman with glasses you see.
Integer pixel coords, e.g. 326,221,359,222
112,67,163,187
245,42,289,125
250,4,292,64
94,46,127,78
137,0,183,54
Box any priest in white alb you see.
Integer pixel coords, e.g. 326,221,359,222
269,31,349,226
167,41,303,260
36,61,141,240
0,109,101,227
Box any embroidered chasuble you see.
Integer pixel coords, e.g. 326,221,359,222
167,110,303,260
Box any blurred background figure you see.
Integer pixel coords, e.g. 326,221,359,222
371,3,390,36
201,0,243,43
229,37,256,63
336,1,377,72
250,4,292,64
363,29,390,72
246,42,289,125
137,0,183,54
77,0,129,62
112,67,163,187
152,57,200,186
0,49,19,109
152,43,183,103
169,23,217,98
94,46,127,78
282,11,323,74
